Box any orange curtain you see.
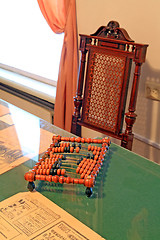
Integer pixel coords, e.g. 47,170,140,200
37,0,78,132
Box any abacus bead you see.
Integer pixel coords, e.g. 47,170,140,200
76,147,80,153
93,150,97,155
83,169,88,174
57,169,61,175
36,175,41,180
76,167,80,173
66,176,71,184
46,169,50,175
81,172,85,179
85,138,91,143
70,137,75,142
89,166,94,172
54,147,58,153
58,147,61,153
75,137,81,143
52,175,59,183
46,175,52,182
84,178,94,187
70,147,74,153
81,138,85,143
41,175,46,181
91,146,95,151
74,178,79,184
24,171,35,181
79,179,85,184
94,155,98,160
59,176,64,184
79,168,84,174
88,145,91,151
61,169,66,176
78,162,83,168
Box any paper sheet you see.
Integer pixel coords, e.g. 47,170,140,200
0,192,106,240
0,123,54,175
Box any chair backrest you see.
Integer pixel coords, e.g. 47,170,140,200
71,21,148,150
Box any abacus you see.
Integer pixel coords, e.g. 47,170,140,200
24,135,111,197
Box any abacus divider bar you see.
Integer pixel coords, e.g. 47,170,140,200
27,173,95,187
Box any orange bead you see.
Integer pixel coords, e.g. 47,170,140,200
88,145,91,151
91,146,95,151
79,179,85,184
84,178,94,188
41,175,46,181
70,147,74,153
52,175,59,183
24,171,35,181
75,137,81,143
79,168,84,174
61,169,66,176
70,137,75,142
57,169,61,175
59,176,64,184
81,138,85,143
76,167,80,174
65,176,71,184
36,175,41,180
76,147,80,153
46,175,52,182
80,173,85,179
74,178,79,184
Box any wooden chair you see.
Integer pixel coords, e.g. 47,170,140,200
71,21,148,150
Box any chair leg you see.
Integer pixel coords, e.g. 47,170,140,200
121,133,134,150
71,116,81,137
121,111,137,150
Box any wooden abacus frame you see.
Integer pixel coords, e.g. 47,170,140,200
24,135,111,197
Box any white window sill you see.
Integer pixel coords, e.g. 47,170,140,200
0,68,56,104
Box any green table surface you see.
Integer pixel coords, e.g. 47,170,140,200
0,99,160,240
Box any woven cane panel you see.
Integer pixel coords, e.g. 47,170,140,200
83,50,126,134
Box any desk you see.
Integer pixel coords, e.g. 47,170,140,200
0,99,160,240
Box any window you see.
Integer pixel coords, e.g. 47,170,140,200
0,0,64,87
